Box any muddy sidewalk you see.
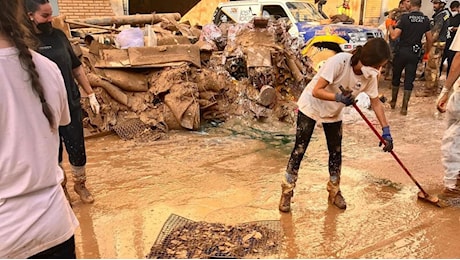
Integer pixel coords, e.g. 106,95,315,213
63,80,460,258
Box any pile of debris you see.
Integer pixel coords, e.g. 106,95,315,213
146,214,281,259
67,14,314,140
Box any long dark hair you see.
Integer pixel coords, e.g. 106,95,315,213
350,38,391,67
0,0,54,129
25,0,50,14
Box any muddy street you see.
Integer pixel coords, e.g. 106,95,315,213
63,80,460,259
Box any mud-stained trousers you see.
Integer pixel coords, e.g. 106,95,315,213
422,43,445,96
58,107,86,167
286,111,342,182
442,90,460,189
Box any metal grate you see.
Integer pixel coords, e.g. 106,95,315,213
146,214,282,259
112,118,167,142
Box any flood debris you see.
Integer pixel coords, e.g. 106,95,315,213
146,214,281,259
69,14,314,141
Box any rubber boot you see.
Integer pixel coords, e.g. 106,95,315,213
439,177,460,200
439,187,460,199
327,177,346,209
71,165,94,204
59,163,72,204
279,173,297,212
390,86,399,109
400,90,412,116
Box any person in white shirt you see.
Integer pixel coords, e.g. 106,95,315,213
436,31,460,201
279,38,393,211
0,0,79,258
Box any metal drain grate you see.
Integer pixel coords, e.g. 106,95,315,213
146,214,282,259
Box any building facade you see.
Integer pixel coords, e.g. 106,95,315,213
53,0,435,26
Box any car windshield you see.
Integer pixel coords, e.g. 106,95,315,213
286,2,325,22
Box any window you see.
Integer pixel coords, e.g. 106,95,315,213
262,5,288,19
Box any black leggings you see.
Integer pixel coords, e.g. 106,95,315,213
286,111,342,179
28,236,76,259
58,107,86,166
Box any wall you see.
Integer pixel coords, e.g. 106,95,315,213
54,0,444,23
110,0,126,16
180,0,385,26
57,0,114,19
306,0,384,26
181,0,227,26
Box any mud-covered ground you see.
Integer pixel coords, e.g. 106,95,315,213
62,79,460,259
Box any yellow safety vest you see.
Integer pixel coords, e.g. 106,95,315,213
337,6,352,17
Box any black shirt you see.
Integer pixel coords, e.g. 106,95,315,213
36,29,82,110
396,11,431,48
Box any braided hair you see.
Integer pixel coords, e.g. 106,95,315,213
0,0,55,129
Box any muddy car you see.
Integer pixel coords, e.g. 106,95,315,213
212,0,383,53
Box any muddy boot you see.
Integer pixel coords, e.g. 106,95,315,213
59,163,72,204
438,187,460,200
384,62,392,81
390,86,399,109
327,178,346,209
400,90,412,116
71,165,94,204
279,173,297,212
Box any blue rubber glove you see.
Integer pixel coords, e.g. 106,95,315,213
335,92,355,106
379,126,393,152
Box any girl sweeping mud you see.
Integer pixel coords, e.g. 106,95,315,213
279,38,393,211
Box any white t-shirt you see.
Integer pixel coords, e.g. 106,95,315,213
297,52,379,122
449,32,460,92
0,47,79,258
450,31,460,52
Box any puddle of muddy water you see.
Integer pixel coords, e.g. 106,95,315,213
67,83,460,258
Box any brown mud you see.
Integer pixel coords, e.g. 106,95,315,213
63,79,460,259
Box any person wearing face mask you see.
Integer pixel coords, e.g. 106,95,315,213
388,0,433,115
278,38,392,212
442,1,460,78
25,0,100,204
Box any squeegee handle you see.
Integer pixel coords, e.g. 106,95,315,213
351,103,428,194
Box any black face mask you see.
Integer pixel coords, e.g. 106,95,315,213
36,22,53,34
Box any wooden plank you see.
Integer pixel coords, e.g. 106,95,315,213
66,20,121,32
246,47,272,67
67,13,181,28
128,45,201,68
95,49,131,68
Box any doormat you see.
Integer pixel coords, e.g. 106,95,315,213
146,214,282,259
